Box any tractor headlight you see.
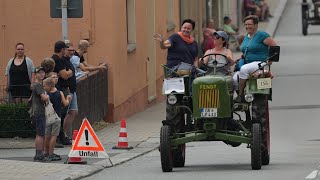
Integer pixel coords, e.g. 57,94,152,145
244,93,254,102
167,94,177,105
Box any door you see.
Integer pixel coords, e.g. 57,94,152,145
147,0,156,102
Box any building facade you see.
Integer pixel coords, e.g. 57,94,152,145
0,0,241,122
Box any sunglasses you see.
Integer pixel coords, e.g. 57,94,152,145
17,49,24,51
213,34,225,41
213,34,221,39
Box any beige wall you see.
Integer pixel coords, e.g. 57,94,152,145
0,0,181,122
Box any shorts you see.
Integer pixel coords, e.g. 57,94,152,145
68,92,78,112
45,120,61,136
35,114,46,136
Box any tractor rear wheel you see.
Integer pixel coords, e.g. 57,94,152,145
251,123,262,170
252,95,270,165
160,125,173,172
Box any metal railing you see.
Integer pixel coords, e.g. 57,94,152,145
73,70,108,130
0,69,108,138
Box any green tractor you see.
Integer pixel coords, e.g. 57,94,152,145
160,46,280,172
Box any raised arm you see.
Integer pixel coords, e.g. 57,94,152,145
153,33,172,49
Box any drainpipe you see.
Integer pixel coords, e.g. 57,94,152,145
1,0,6,63
61,0,68,41
208,0,213,19
89,0,96,45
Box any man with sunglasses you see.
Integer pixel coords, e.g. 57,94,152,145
52,40,74,146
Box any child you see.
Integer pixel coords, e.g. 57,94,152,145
43,76,72,161
30,66,49,162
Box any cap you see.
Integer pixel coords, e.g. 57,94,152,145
54,40,67,51
224,16,231,21
34,66,44,73
214,31,229,42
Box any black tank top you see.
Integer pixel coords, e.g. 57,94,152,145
49,90,62,118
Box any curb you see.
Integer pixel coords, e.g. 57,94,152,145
42,139,159,180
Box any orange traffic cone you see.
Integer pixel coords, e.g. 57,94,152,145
112,119,133,149
66,130,87,164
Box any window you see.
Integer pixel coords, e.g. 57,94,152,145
126,0,136,53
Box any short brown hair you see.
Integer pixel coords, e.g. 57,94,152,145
243,15,259,24
41,57,55,73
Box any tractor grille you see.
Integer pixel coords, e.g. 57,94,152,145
199,89,220,108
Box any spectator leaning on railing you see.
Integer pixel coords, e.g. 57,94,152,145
70,41,107,80
5,42,35,103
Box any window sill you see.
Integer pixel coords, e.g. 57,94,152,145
166,23,176,32
127,43,136,53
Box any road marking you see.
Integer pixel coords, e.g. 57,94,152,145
305,170,319,179
270,105,320,110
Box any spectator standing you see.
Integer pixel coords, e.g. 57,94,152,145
41,57,56,77
52,40,73,146
30,66,49,162
61,42,78,142
5,43,34,103
43,77,71,161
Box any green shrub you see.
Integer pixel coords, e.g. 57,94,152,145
0,103,35,138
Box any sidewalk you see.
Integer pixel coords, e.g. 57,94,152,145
0,1,287,179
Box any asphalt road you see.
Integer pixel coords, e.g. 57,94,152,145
84,0,320,179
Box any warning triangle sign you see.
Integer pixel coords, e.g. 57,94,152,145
68,118,109,158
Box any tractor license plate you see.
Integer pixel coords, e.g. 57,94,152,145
257,78,272,89
201,108,217,117
162,77,185,94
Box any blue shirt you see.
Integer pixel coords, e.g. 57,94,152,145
241,30,270,63
166,33,198,68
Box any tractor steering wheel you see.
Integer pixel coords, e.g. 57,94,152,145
199,53,229,68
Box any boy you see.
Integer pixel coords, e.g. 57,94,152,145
43,76,72,161
30,66,49,162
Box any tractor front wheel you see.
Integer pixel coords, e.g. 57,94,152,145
160,125,173,172
173,144,186,167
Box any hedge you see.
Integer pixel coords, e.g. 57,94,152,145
0,103,35,138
